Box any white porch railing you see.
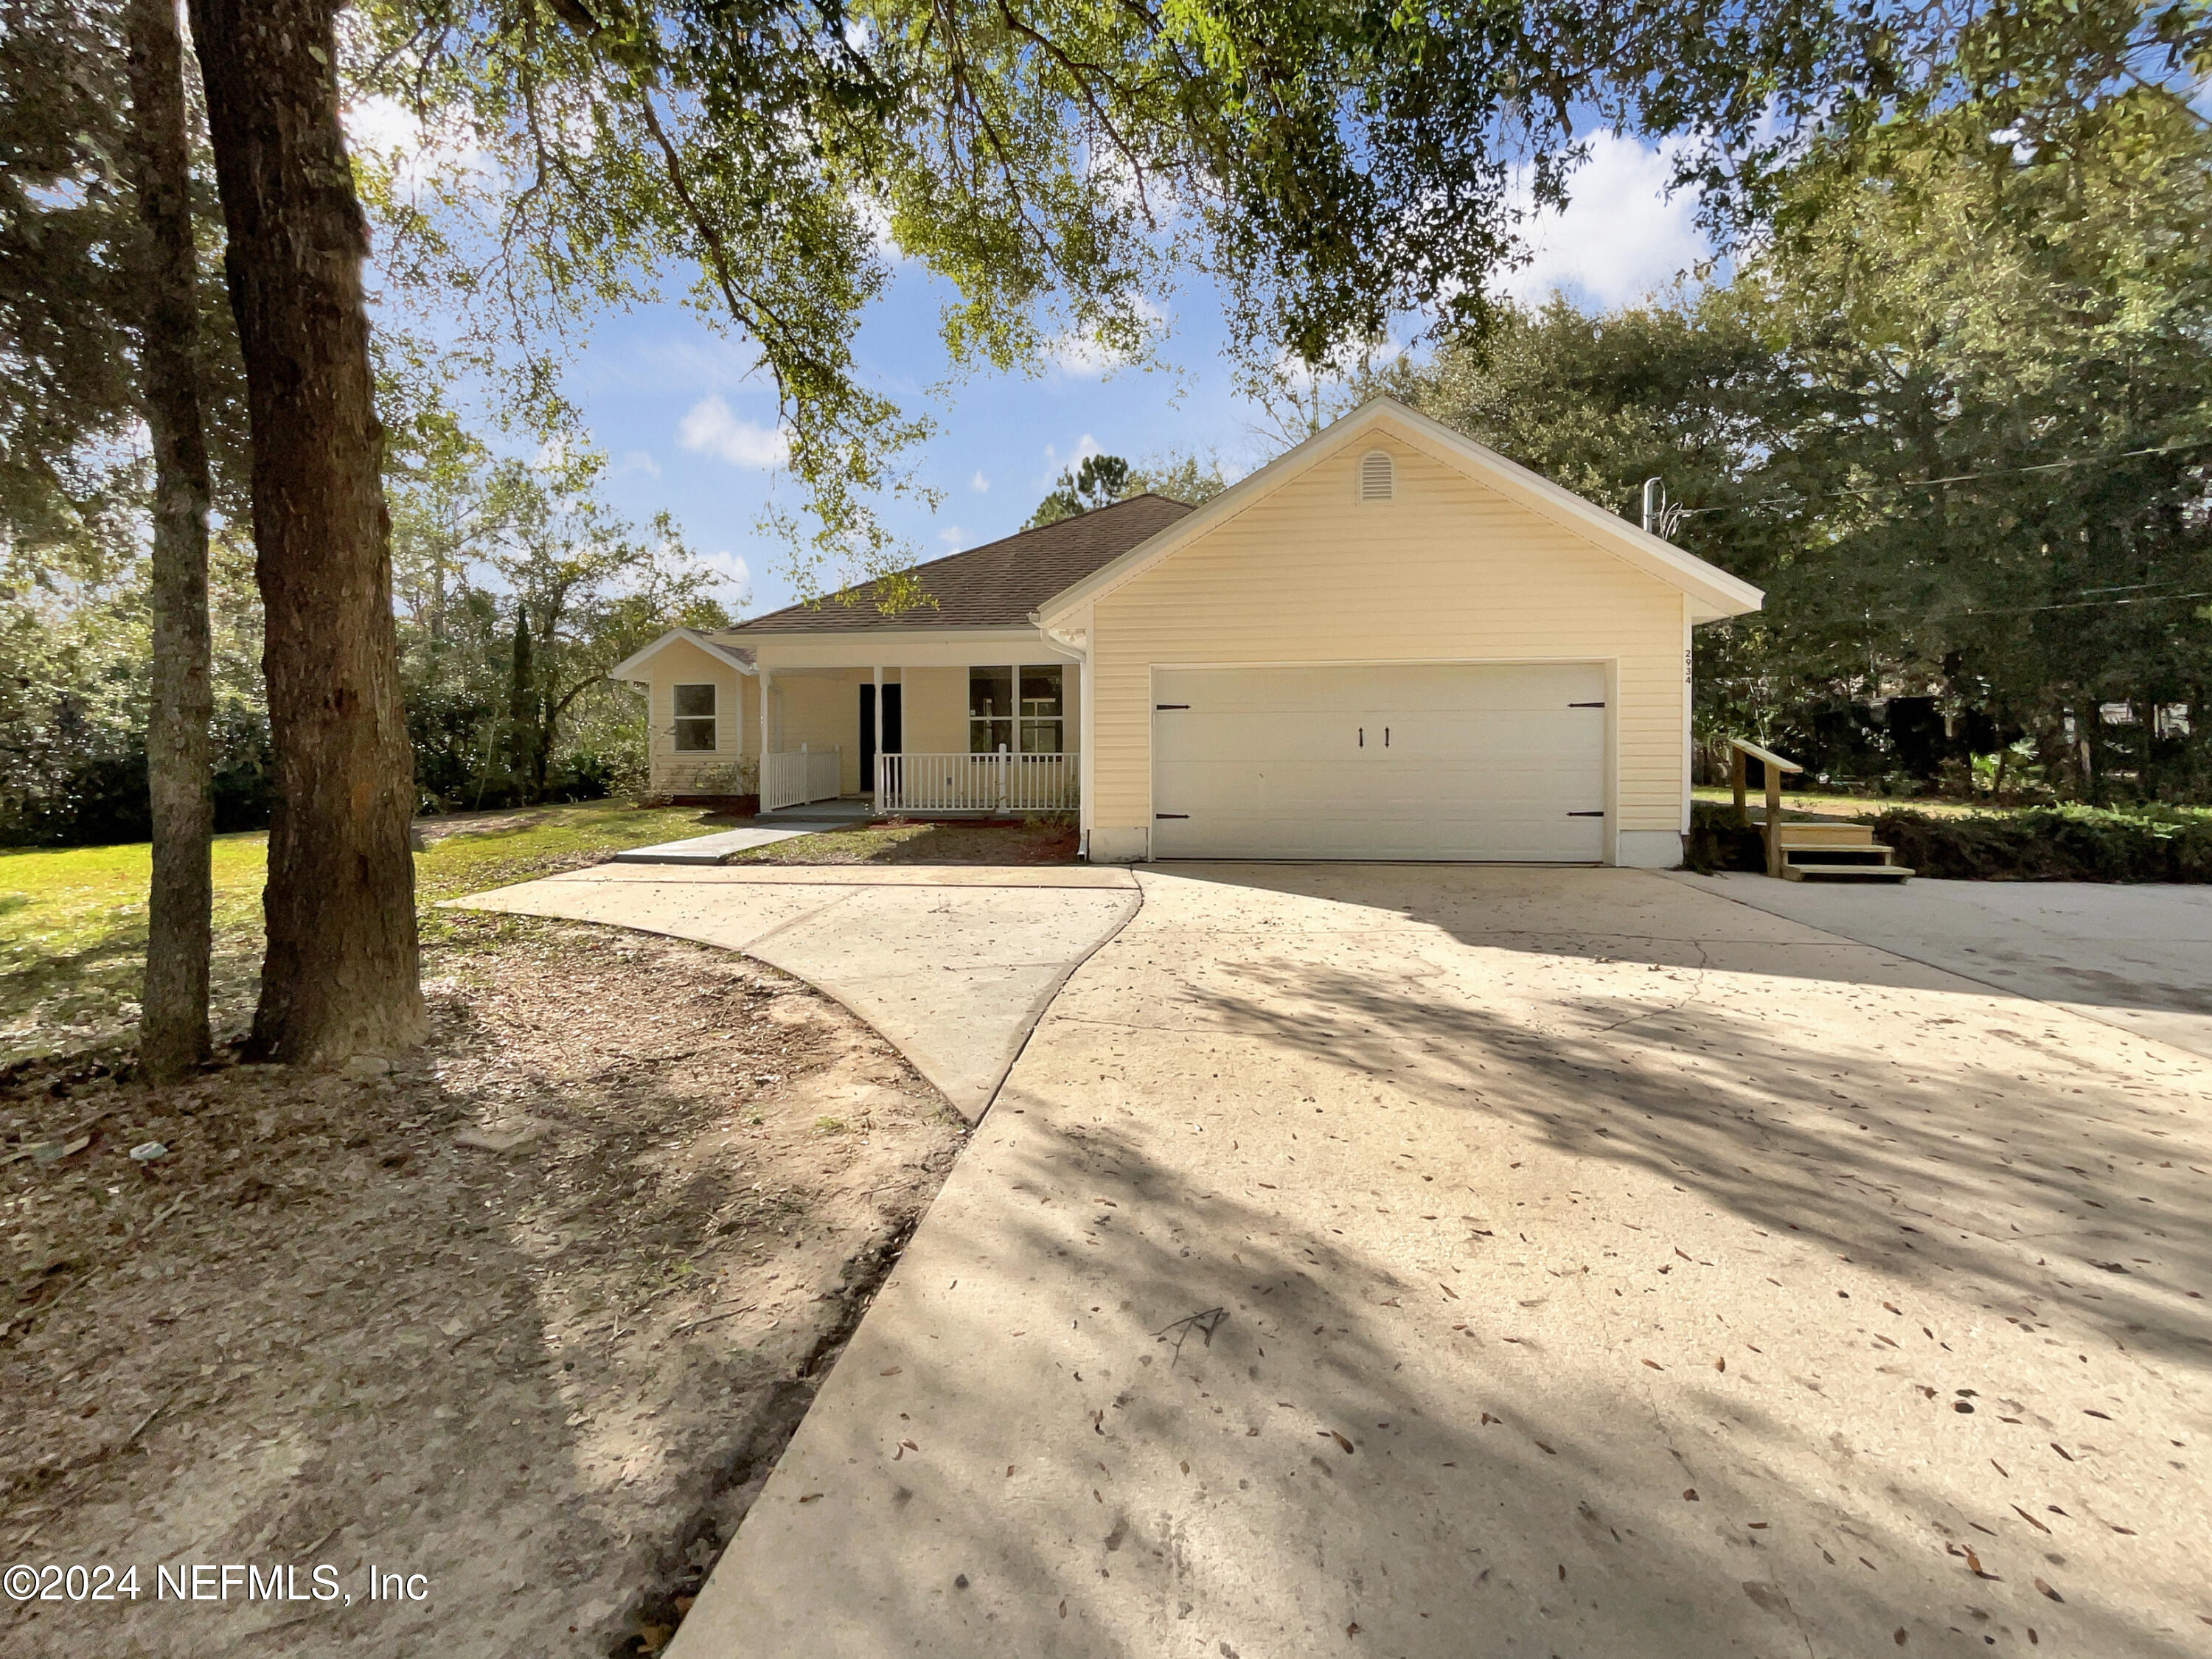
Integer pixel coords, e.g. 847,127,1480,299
876,751,1078,813
762,745,841,812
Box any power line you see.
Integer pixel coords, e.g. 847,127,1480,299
1954,588,2212,618
1747,584,2212,629
1673,436,2212,518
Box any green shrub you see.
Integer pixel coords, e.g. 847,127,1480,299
1682,801,1766,874
1684,799,2212,882
1871,805,2212,883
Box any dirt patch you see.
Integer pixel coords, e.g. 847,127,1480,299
726,818,1078,866
0,916,966,1656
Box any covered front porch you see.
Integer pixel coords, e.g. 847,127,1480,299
752,646,1082,816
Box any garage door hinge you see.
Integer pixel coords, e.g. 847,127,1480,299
1567,810,1606,818
1568,700,1606,708
1154,813,1189,820
1155,703,1190,710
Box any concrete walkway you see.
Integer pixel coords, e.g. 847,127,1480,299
671,865,2210,1658
610,826,814,864
1669,871,2212,1061
452,864,1139,1120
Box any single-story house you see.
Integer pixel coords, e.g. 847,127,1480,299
611,397,1763,866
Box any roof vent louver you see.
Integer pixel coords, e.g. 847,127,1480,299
1359,449,1394,502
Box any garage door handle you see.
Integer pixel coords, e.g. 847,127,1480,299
1569,700,1606,709
1155,813,1189,820
1155,703,1190,710
1567,810,1606,818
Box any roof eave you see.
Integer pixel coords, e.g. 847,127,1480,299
1034,397,1767,625
723,622,1047,644
606,626,757,681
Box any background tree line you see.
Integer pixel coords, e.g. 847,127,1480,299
1,387,734,849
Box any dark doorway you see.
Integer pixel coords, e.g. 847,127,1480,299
860,683,903,788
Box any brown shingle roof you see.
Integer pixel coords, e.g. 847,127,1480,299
723,493,1193,635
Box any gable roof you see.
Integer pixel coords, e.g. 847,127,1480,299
726,493,1194,636
608,625,757,681
1034,397,1765,626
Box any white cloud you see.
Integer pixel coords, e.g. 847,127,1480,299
1500,133,1711,310
937,526,968,550
1047,332,1124,379
678,397,790,469
849,189,910,265
1046,296,1170,380
613,449,661,479
1042,434,1103,466
1273,333,1403,392
970,470,990,493
344,94,421,155
342,94,494,194
703,549,752,601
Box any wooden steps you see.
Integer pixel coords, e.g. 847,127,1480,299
1725,736,1910,882
1769,821,1913,883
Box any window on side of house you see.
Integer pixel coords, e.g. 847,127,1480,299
969,667,1013,754
673,683,717,751
1020,664,1065,754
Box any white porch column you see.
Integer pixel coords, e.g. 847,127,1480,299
1075,648,1093,840
758,667,773,777
872,665,883,798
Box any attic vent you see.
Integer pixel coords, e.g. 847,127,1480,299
1358,449,1394,501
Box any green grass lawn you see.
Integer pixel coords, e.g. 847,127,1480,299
0,800,717,1067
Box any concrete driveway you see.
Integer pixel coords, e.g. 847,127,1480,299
671,865,2209,1658
1667,872,2212,1062
454,864,1140,1120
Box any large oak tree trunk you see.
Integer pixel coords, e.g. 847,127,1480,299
122,0,214,1082
186,0,425,1061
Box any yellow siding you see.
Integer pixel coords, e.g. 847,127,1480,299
1090,436,1686,838
768,670,868,794
644,640,757,796
901,667,968,755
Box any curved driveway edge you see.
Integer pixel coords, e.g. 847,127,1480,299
669,863,2208,1658
449,865,1141,1121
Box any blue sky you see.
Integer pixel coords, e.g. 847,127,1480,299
366,116,1711,622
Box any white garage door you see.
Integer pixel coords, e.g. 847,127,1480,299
1150,663,1607,860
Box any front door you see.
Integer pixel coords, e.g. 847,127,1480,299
859,684,903,789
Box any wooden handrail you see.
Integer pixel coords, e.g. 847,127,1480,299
1726,737,1805,875
1727,737,1803,774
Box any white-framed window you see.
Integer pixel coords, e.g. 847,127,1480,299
672,683,717,751
1020,664,1065,754
970,665,1068,753
969,666,1012,754
1359,448,1394,501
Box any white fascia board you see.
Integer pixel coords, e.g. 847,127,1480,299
741,627,1067,671
607,627,757,682
1033,396,1766,627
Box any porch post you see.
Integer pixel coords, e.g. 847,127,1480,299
759,667,773,796
872,665,883,800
